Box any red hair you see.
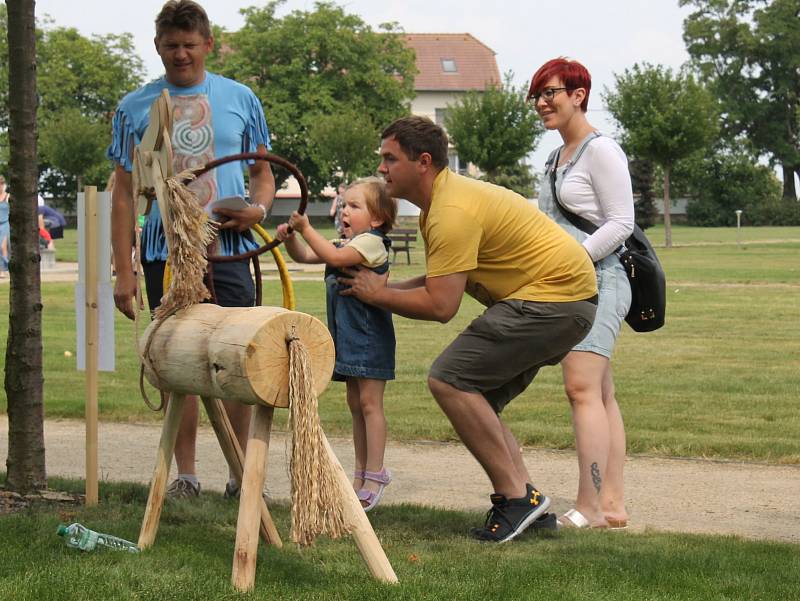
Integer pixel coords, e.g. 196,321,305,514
528,58,591,112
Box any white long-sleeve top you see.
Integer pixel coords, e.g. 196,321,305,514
559,136,635,262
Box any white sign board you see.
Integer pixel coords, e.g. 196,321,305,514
75,191,115,371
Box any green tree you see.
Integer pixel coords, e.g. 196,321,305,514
0,20,144,204
605,63,718,247
38,108,110,197
674,145,792,226
208,1,415,195
444,73,544,182
37,27,143,119
681,0,800,199
629,158,659,230
5,0,46,493
34,26,144,204
307,108,378,184
489,161,539,198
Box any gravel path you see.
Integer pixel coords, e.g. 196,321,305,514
2,416,797,544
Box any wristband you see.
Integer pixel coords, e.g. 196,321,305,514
255,204,267,222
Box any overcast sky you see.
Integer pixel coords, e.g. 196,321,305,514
35,0,693,170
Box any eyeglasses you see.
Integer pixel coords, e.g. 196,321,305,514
528,87,570,105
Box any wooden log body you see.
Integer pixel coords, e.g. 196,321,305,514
140,304,334,408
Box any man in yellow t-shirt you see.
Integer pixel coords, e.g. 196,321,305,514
340,116,597,542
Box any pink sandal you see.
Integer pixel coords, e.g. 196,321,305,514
356,468,392,512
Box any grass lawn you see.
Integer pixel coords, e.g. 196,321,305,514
2,226,798,600
1,226,799,463
1,477,798,601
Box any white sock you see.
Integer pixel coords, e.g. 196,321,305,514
177,474,199,487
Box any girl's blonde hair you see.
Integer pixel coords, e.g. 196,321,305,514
347,176,397,233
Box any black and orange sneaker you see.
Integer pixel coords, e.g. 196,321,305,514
470,483,551,543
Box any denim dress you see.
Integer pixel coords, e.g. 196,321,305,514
541,133,632,358
0,201,9,272
324,229,396,381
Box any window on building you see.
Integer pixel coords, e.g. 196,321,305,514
441,58,457,73
448,150,469,175
435,108,449,127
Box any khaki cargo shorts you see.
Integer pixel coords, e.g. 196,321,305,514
429,297,597,413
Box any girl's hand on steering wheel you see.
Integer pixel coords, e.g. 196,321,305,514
288,211,310,233
276,223,294,241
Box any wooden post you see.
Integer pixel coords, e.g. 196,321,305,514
232,404,275,592
201,396,282,548
322,434,397,583
139,393,186,549
84,185,99,506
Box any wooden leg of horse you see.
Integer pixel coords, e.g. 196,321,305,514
138,392,185,550
231,404,274,592
201,396,282,548
322,433,398,583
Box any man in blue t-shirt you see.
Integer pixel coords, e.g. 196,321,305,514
107,0,276,500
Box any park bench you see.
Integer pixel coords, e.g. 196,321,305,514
388,228,417,265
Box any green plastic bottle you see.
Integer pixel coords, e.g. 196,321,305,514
57,523,139,553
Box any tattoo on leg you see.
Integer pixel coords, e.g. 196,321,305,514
591,462,602,494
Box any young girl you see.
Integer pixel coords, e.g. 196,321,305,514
276,177,398,511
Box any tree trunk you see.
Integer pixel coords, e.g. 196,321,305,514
662,165,673,248
4,0,46,493
782,165,798,199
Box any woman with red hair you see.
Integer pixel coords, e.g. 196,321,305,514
528,58,634,529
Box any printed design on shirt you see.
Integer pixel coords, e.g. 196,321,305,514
172,94,217,207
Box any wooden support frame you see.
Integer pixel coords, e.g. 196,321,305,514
323,434,398,582
139,391,398,590
139,393,186,549
202,396,281,548
231,404,275,591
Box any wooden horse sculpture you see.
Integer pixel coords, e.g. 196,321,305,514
132,90,397,592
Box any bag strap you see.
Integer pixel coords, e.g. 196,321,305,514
550,157,597,236
548,132,602,236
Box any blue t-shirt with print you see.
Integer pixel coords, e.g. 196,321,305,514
106,71,271,260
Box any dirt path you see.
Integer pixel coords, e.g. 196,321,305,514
1,416,797,544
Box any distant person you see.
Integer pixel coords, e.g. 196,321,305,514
341,116,598,541
38,203,67,241
38,218,54,251
106,0,276,500
35,195,54,251
528,57,634,530
329,183,346,235
0,175,9,278
277,177,397,511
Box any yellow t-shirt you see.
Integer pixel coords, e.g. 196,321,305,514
421,169,597,305
331,232,387,268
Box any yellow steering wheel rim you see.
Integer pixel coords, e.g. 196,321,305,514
163,224,296,310
253,223,296,310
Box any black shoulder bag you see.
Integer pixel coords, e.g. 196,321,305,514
549,148,666,332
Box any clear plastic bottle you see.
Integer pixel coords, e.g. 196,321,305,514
57,522,139,553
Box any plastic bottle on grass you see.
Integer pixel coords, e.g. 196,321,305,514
57,523,139,553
